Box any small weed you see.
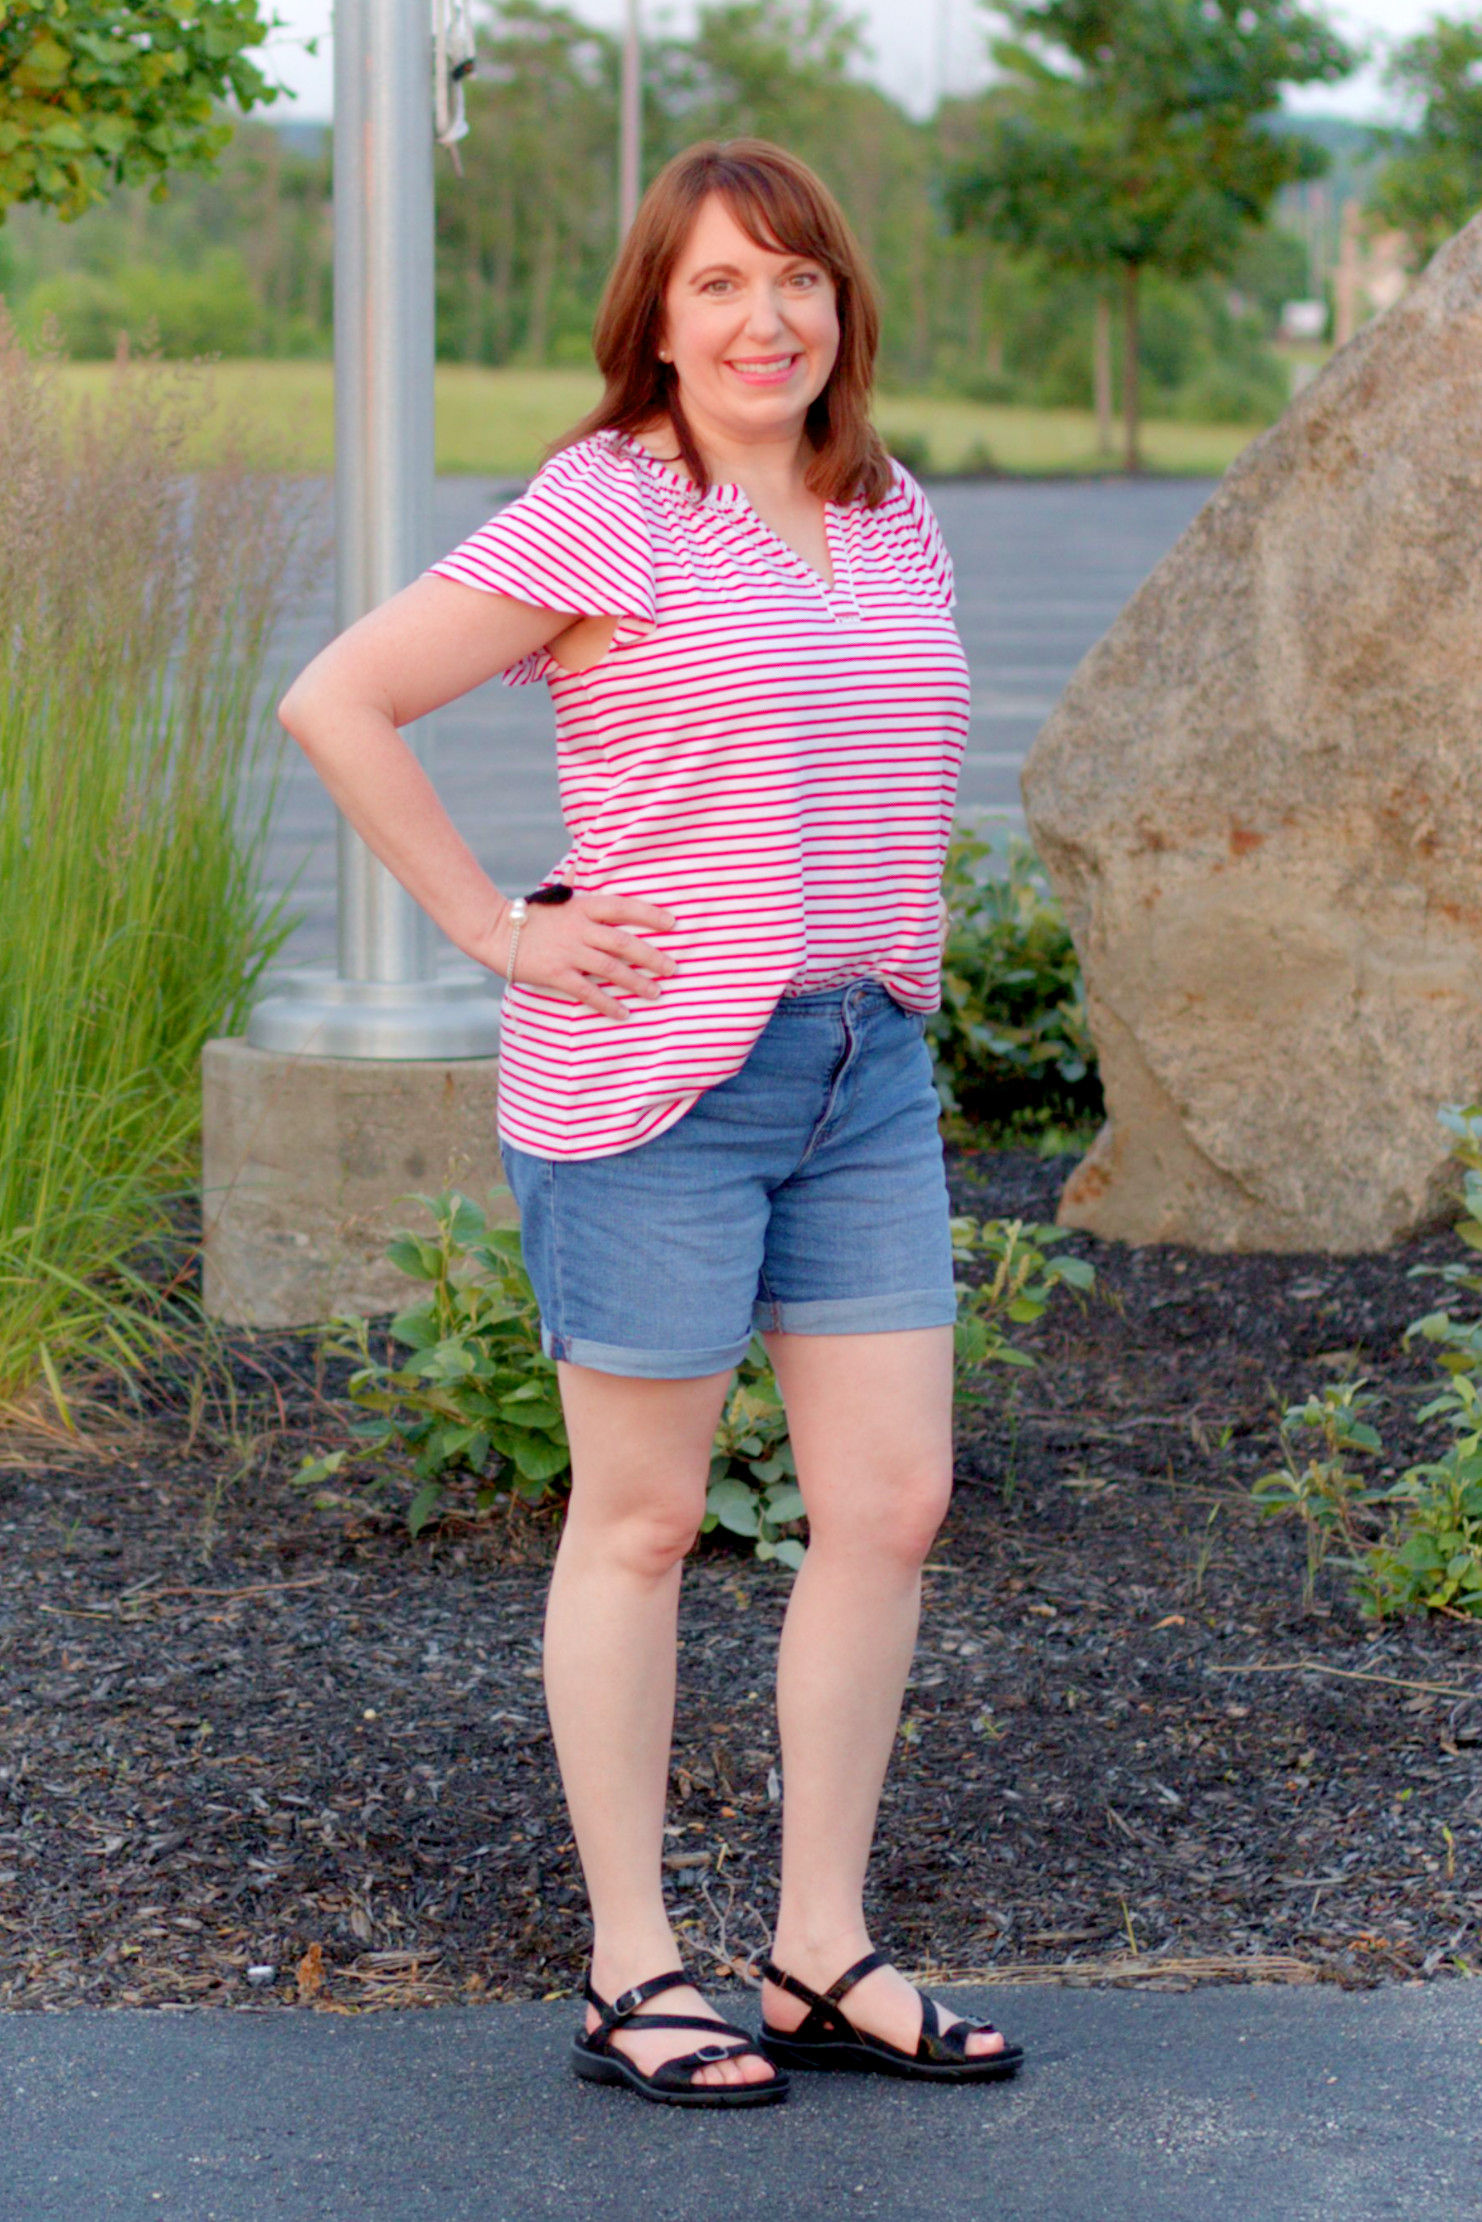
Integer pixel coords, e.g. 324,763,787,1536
1252,1380,1389,1607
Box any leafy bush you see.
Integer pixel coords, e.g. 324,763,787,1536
1254,1106,1482,1620
1359,1375,1482,1620
927,827,1100,1145
1253,1381,1389,1607
886,431,933,477
951,1214,1095,1387
297,1190,1096,1561
297,1189,810,1563
21,252,259,359
1168,358,1287,427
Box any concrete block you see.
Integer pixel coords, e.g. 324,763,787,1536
201,1038,516,1327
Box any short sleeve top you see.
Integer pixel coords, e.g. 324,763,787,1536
426,430,969,1161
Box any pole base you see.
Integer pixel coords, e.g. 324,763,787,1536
201,1037,514,1326
245,961,502,1060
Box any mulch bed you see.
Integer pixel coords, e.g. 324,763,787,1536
2,1146,1479,2014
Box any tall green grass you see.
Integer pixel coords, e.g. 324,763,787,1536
0,318,319,1413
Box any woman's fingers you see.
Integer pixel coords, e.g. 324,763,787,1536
502,894,679,1019
586,894,678,934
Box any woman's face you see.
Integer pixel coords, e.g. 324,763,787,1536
658,192,840,448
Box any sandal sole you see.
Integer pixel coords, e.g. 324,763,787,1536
571,2043,789,2108
760,2031,1024,2083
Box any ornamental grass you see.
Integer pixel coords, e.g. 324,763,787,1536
0,311,320,1414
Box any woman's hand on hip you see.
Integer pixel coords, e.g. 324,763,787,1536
480,893,679,1021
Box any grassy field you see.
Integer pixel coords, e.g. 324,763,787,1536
53,359,1263,478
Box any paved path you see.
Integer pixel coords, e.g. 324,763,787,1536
259,478,1215,966
8,1980,1480,2220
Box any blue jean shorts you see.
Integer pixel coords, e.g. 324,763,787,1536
499,978,958,1379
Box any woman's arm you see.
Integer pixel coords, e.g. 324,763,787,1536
276,575,677,1018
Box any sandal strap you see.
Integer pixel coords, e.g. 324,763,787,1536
646,2037,774,2092
596,2011,756,2040
758,1957,828,2014
823,1948,893,2005
583,1965,689,2028
757,1948,890,2015
913,1987,1003,2063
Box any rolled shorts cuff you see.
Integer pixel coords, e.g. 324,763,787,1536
751,1288,959,1336
539,1322,753,1379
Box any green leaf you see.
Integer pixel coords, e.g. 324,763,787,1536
291,1448,348,1489
706,1474,761,1538
407,1480,446,1538
386,1234,443,1283
762,1483,806,1525
506,1433,571,1483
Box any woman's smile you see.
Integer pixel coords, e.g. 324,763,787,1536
726,351,804,386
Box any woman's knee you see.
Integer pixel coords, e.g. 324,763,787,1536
563,1485,706,1579
811,1460,953,1568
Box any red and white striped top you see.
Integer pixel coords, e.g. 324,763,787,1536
427,431,969,1160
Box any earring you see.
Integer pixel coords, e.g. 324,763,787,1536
658,350,670,361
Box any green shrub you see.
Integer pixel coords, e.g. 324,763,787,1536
887,431,933,477
1253,1381,1390,1608
296,1188,810,1565
297,1190,1096,1561
0,318,314,1411
927,827,1100,1146
1254,1105,1482,1620
22,252,260,359
1168,358,1287,427
1358,1375,1482,1620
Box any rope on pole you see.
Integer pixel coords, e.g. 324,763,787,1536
434,0,477,173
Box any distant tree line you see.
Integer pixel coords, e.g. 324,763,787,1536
2,0,1477,444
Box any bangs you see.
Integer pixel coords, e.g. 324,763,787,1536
714,164,848,277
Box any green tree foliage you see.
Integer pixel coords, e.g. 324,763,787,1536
1369,12,1482,261
434,0,617,365
7,114,329,354
4,0,1311,429
950,0,1355,465
0,0,282,223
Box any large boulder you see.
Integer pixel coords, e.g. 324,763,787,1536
1022,215,1482,1253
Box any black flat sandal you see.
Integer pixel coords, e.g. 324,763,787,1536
571,1967,790,2108
758,1949,1025,2083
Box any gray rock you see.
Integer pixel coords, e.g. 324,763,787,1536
1022,214,1482,1251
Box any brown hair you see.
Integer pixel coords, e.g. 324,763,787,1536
553,139,894,507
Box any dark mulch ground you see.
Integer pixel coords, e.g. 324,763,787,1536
2,1147,1479,2014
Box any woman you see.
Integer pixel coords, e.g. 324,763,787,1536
278,138,1023,2109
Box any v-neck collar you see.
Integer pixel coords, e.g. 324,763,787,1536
613,432,853,608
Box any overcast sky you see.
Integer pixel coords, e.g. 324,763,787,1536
255,0,1446,127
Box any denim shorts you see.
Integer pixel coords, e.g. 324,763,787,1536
499,978,958,1379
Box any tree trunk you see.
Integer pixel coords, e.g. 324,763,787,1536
1122,261,1142,474
1094,290,1114,457
526,210,558,363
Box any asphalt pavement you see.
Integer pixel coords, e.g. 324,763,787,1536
7,1978,1480,2221
256,476,1216,967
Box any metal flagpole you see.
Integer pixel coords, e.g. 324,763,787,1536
248,0,500,1060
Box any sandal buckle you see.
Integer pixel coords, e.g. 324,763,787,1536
612,1986,645,2018
693,2045,731,2063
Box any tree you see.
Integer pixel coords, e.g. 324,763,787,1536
950,0,1355,468
0,0,282,224
434,1,619,365
1369,12,1482,262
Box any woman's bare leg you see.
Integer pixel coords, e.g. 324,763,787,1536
759,1324,1003,2055
544,1358,776,2088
